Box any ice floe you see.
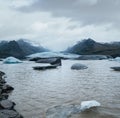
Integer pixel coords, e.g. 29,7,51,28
3,57,22,64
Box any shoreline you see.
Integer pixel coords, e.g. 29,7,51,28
0,71,23,118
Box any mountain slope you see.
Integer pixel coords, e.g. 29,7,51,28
66,38,120,57
0,39,48,59
17,39,48,55
0,40,25,58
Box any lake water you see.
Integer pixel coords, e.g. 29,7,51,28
0,60,120,118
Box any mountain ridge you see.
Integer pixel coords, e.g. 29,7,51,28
66,38,120,57
0,39,48,59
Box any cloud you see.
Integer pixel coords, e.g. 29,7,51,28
0,0,120,51
15,0,120,26
76,0,98,5
11,0,36,8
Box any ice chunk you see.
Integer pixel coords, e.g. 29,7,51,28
81,100,101,111
115,57,120,61
3,57,22,64
110,57,120,62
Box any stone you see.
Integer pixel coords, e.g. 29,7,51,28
71,63,88,70
0,110,23,118
36,58,57,63
2,84,14,93
111,67,120,71
1,93,9,100
0,71,23,118
33,65,58,70
0,100,15,109
78,55,109,60
0,78,6,84
0,71,5,76
50,58,62,66
0,89,2,94
36,57,62,66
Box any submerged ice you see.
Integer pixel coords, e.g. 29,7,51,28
46,100,101,118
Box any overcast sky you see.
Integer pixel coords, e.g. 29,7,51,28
0,0,120,51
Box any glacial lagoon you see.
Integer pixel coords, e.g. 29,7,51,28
0,60,120,118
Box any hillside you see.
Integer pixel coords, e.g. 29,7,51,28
0,40,25,58
0,39,48,59
66,38,120,57
17,39,48,55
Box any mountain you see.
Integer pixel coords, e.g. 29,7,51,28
0,40,25,58
66,38,120,57
17,39,48,55
0,39,48,59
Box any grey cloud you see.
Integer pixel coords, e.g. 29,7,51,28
16,0,120,26
0,0,120,51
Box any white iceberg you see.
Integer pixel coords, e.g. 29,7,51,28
114,57,120,61
3,57,22,64
109,57,120,62
80,100,101,111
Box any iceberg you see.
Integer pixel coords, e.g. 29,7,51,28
80,100,101,111
114,57,120,61
109,57,120,62
3,57,22,64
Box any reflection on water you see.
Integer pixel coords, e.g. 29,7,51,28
0,60,120,118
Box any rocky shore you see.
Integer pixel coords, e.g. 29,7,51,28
0,71,23,118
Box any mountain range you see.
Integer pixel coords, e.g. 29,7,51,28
66,38,120,57
0,38,120,59
0,39,48,59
